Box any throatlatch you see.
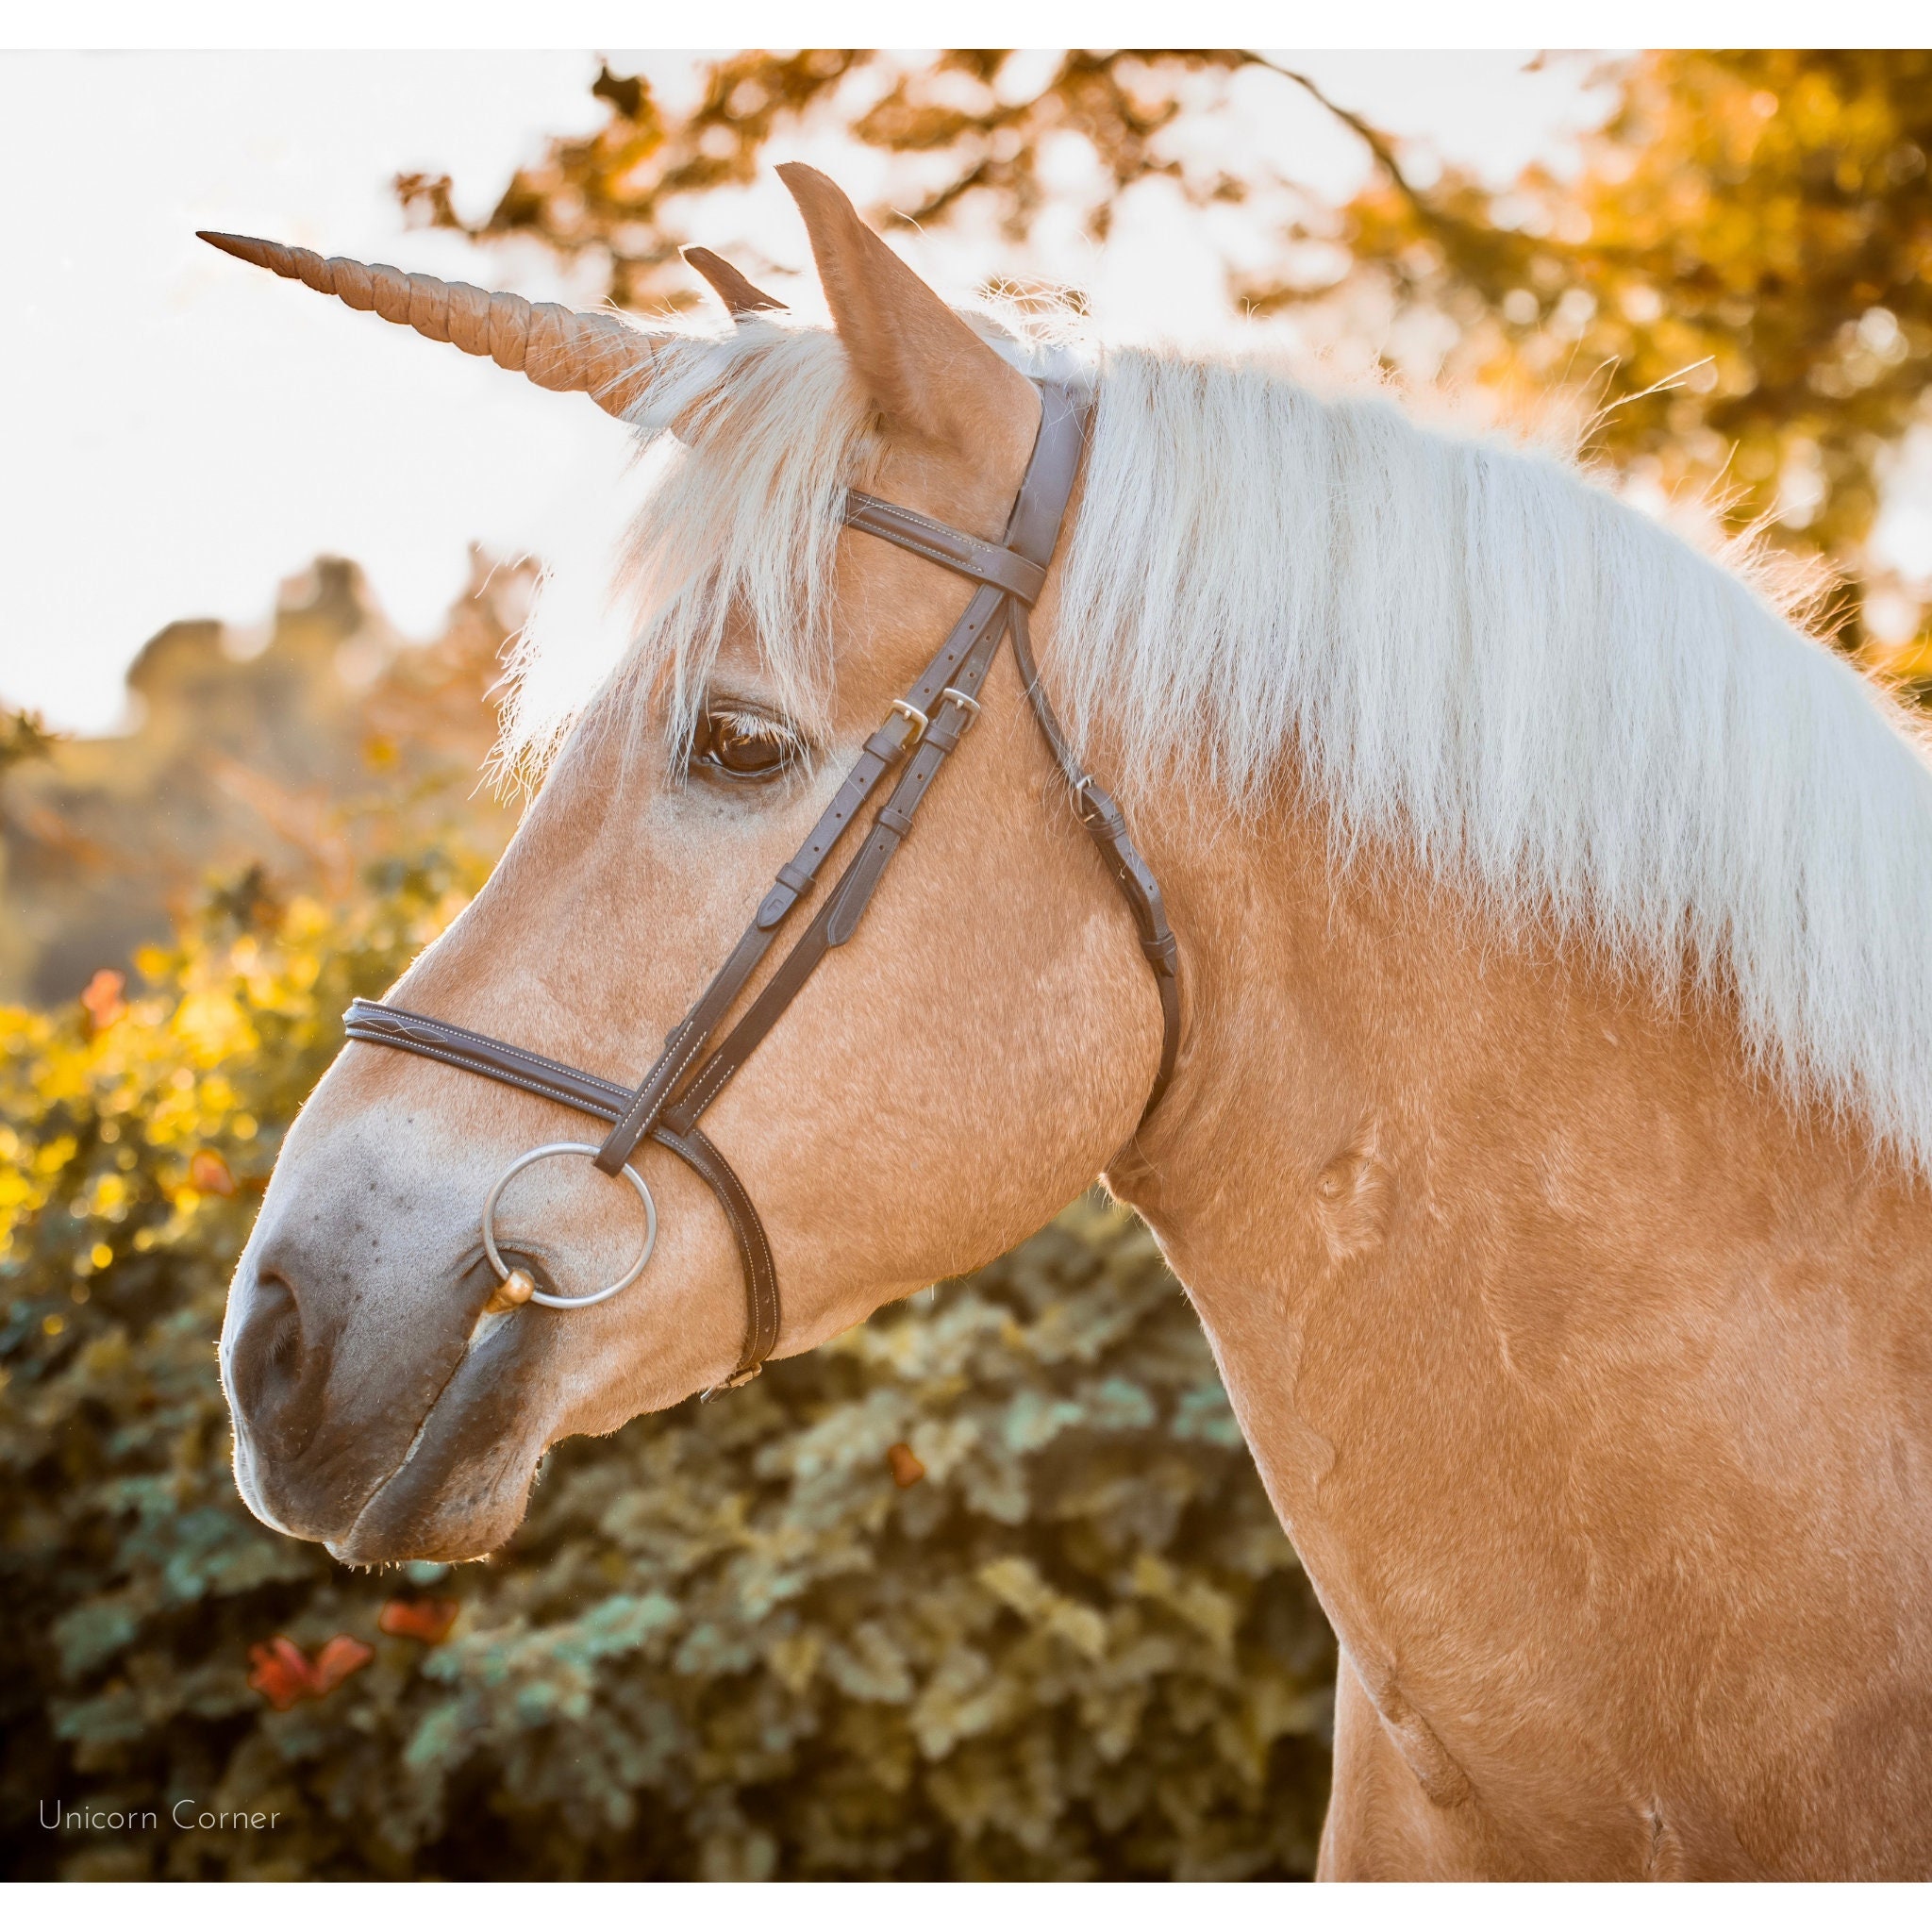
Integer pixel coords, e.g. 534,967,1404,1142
345,379,1180,1394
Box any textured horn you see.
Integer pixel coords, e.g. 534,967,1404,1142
682,245,787,319
196,231,656,420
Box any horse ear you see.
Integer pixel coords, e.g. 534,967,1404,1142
682,245,786,319
776,162,1036,457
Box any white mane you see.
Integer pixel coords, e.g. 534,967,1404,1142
508,317,1932,1175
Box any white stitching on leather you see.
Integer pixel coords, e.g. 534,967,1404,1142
353,1034,624,1122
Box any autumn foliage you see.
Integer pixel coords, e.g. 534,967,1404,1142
245,1635,374,1713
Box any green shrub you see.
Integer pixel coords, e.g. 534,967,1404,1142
1,852,1333,1879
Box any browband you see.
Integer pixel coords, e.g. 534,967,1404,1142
346,378,1179,1392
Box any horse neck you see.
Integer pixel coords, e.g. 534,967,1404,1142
1112,788,1931,1797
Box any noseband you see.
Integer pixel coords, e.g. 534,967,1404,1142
344,381,1180,1394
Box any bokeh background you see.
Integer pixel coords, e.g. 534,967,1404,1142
3,48,1929,1879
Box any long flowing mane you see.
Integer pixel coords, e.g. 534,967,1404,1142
508,315,1932,1175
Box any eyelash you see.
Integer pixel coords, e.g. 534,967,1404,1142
689,703,805,783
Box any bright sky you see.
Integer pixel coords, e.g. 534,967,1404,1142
0,50,1625,734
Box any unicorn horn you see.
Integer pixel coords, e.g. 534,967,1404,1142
196,231,657,419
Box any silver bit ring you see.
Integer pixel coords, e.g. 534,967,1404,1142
480,1141,656,1309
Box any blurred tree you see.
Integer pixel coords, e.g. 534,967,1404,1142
401,52,868,311
404,48,1932,665
397,51,1275,310
1287,50,1932,664
0,710,60,777
0,557,525,1005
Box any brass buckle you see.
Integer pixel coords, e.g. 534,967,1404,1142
699,1363,763,1403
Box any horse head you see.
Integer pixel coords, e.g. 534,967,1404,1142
214,167,1171,1563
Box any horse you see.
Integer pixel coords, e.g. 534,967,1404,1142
208,165,1932,1879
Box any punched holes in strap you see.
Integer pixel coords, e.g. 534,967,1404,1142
591,580,1013,1179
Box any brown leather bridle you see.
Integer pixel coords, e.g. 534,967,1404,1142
343,380,1180,1393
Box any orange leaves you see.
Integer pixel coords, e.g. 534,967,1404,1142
246,1602,458,1713
309,1634,375,1692
378,1597,460,1643
188,1148,236,1197
80,970,125,1033
246,1633,373,1711
246,1602,458,1714
886,1441,925,1488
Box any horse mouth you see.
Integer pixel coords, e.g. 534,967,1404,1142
223,1239,560,1567
323,1287,553,1566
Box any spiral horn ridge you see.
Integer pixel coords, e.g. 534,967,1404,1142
196,230,657,420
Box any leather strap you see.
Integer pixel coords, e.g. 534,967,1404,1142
590,386,1091,1177
1007,601,1181,1118
838,382,1178,1121
588,594,1003,1178
656,618,1008,1133
342,376,1181,1396
629,413,1076,1147
343,999,780,1383
841,493,1047,604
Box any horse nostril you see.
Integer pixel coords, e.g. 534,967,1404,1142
230,1270,327,1461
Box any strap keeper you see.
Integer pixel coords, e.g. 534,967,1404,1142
754,859,817,930
877,802,917,839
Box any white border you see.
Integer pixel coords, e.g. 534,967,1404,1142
2,4,1911,54
10,1874,1932,1920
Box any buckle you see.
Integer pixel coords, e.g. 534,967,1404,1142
699,1363,763,1402
891,699,928,746
1072,774,1127,839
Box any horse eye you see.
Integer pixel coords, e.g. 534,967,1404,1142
692,707,797,782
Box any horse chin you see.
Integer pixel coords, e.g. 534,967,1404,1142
223,1274,557,1564
324,1456,537,1567
319,1323,555,1565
